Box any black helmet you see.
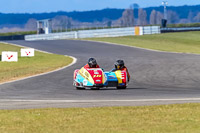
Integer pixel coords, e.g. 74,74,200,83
88,57,97,68
115,60,125,70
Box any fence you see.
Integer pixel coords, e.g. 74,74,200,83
25,26,160,41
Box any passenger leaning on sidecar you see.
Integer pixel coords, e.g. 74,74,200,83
111,60,130,82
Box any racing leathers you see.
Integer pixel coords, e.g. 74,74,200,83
84,64,100,69
111,66,130,82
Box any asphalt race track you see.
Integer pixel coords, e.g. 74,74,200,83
1,40,200,109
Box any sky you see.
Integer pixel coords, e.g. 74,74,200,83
1,0,200,13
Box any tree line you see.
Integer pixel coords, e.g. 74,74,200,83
119,5,200,26
1,4,200,33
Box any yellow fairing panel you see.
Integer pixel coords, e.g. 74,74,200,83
115,70,122,84
79,67,94,84
102,73,106,84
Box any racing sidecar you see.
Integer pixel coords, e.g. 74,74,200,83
73,66,129,90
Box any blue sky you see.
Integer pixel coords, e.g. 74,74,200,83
1,0,200,13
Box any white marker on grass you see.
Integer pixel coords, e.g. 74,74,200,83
21,48,35,57
1,51,18,62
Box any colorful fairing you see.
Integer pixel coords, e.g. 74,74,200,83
73,67,129,89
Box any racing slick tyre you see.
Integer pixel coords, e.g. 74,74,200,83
117,86,127,89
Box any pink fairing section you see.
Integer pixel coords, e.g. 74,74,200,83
73,69,79,79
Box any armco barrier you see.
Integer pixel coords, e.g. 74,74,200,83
0,35,25,40
25,26,160,41
78,27,136,38
161,27,200,33
25,32,76,41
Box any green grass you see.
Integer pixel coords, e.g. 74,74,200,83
0,31,36,36
167,23,200,28
0,103,200,133
0,43,73,83
84,31,200,54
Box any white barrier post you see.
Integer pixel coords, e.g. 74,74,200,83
75,31,78,39
139,27,144,35
21,48,35,57
1,51,18,62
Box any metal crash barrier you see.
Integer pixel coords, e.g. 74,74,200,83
25,26,161,41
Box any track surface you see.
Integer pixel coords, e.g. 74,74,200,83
1,40,200,109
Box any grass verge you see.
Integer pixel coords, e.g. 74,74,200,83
84,31,200,54
0,103,200,133
0,43,73,83
0,31,36,36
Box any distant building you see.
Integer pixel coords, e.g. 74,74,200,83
37,19,52,34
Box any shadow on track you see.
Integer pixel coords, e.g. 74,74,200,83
76,88,147,91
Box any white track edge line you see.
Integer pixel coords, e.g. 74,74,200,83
1,98,200,103
0,41,77,86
